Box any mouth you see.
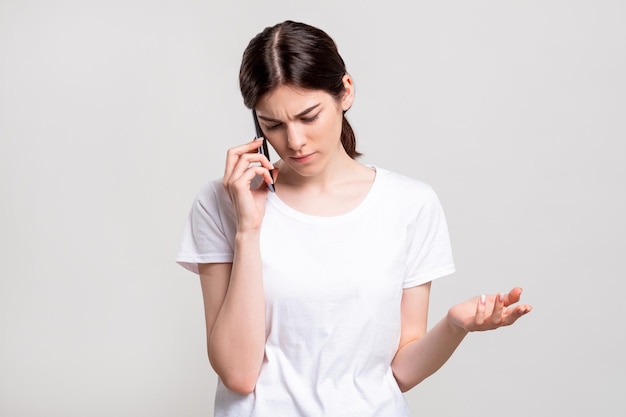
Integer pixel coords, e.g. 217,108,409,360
290,153,316,163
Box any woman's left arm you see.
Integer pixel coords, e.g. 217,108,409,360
391,284,532,392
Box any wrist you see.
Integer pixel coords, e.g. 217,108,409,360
445,310,469,335
235,229,261,242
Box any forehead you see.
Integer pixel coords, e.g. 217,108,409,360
256,84,334,113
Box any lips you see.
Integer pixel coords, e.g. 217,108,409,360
290,153,315,163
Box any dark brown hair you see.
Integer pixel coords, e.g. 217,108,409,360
239,20,360,158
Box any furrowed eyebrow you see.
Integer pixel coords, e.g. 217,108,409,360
294,103,321,117
257,103,321,123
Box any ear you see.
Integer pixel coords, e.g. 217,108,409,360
340,74,355,111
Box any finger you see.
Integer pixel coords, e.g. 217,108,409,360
501,304,533,326
234,151,274,173
224,138,265,184
231,165,273,193
259,167,275,190
268,166,280,189
490,293,505,325
503,287,523,307
229,152,274,187
515,304,532,315
475,295,486,326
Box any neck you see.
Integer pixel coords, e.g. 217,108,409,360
276,146,361,192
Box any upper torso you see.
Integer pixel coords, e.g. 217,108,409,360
177,167,456,417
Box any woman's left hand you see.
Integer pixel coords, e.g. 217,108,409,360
447,287,532,332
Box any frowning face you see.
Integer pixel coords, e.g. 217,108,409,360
254,76,354,180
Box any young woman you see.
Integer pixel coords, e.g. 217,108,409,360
177,20,532,417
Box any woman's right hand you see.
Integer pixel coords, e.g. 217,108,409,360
223,137,276,232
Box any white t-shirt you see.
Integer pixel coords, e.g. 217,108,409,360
176,167,456,417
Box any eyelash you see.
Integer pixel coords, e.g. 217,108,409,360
265,114,320,131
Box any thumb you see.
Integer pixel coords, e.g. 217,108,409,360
503,287,523,306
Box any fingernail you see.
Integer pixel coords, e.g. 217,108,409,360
499,293,505,303
480,294,486,305
254,136,263,141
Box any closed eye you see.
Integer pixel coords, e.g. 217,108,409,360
262,110,320,131
264,114,318,130
302,113,320,123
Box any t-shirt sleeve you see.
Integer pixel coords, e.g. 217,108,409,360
176,181,236,274
403,186,456,288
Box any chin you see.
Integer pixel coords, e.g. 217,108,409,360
284,161,324,178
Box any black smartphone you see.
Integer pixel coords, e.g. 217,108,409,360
252,110,275,192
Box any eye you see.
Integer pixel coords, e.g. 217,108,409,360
264,123,282,131
302,113,320,123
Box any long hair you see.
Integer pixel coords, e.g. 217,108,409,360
239,20,360,158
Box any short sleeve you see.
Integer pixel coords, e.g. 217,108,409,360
403,186,456,288
176,180,237,274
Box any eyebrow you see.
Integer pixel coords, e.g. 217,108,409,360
257,103,321,123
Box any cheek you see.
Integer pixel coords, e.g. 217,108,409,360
324,114,344,141
264,134,287,157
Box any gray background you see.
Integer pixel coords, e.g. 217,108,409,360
1,0,624,416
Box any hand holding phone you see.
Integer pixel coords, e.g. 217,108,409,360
252,110,275,192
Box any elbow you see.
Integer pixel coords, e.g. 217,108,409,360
207,343,263,395
220,374,257,395
209,350,259,395
395,375,424,393
394,375,414,393
391,367,410,393
391,364,424,393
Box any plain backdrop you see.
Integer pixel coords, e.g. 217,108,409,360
1,1,624,416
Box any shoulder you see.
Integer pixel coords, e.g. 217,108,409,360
194,177,232,211
373,166,438,206
188,177,237,229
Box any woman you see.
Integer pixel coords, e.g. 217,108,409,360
177,20,532,417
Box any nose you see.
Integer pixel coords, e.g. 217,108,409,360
286,124,306,151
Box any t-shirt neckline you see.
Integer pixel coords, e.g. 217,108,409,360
266,165,382,224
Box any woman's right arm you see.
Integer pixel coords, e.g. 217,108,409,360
197,138,274,395
198,232,265,395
